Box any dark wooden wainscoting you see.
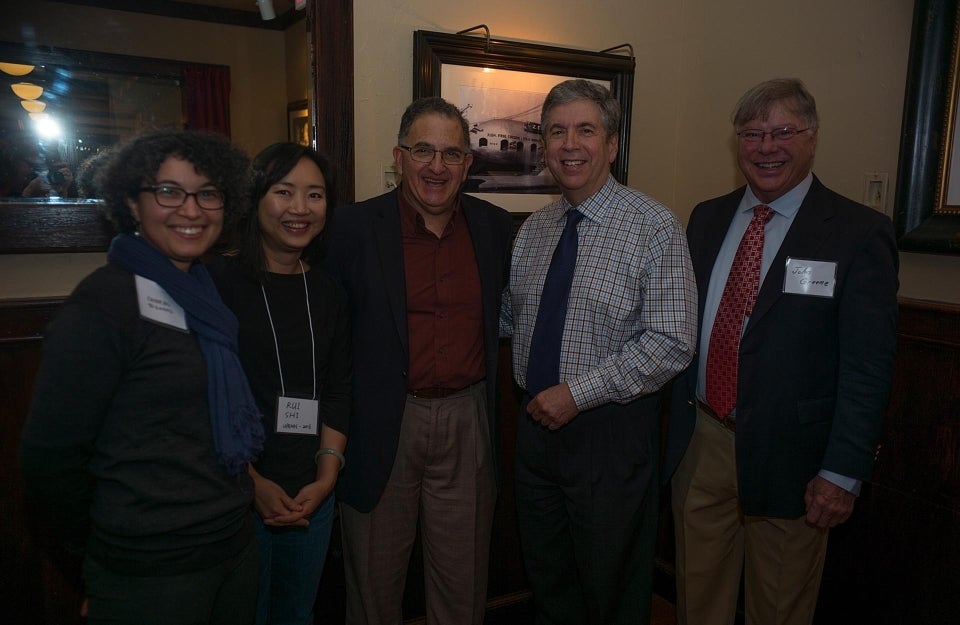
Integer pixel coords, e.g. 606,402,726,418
813,298,960,625
1,297,957,624
0,298,79,625
0,299,530,625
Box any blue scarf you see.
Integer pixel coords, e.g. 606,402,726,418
108,234,264,475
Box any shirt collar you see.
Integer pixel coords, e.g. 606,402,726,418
397,185,460,236
557,174,618,224
740,172,813,219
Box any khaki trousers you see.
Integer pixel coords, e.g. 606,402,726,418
341,382,496,625
671,406,828,625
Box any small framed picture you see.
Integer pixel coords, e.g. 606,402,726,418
287,100,310,147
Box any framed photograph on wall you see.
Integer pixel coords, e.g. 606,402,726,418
414,30,635,213
287,99,310,147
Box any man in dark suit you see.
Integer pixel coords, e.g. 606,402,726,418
324,97,513,625
665,78,899,625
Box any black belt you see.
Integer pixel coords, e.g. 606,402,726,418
409,386,464,399
697,400,736,432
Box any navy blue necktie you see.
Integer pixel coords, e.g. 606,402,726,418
526,208,583,396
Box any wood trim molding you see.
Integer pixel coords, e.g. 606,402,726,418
2,295,954,342
896,297,960,346
310,0,355,206
0,202,116,254
0,298,63,343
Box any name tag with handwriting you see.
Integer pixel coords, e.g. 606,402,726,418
275,394,319,435
783,257,837,298
135,275,189,331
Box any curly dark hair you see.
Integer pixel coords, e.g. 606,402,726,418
231,142,338,281
97,130,250,234
76,148,114,199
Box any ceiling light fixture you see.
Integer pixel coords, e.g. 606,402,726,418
257,0,276,20
0,62,35,76
21,99,46,113
11,82,43,100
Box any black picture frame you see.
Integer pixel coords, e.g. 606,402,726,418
413,30,635,186
894,0,960,254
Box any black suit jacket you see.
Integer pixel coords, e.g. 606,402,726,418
665,176,899,518
324,189,513,512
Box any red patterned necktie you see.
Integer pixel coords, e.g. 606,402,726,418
705,204,774,418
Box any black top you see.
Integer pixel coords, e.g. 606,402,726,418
20,263,254,575
210,256,351,497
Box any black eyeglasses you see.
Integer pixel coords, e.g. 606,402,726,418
139,185,225,210
736,127,814,144
398,144,468,165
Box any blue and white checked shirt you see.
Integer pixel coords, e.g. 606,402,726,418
502,176,698,412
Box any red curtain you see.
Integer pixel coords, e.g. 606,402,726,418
183,65,231,138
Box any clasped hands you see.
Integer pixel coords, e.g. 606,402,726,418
250,465,336,527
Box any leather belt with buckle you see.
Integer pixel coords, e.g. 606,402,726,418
409,386,462,399
697,400,736,432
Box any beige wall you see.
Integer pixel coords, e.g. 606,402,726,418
353,0,960,304
4,0,960,303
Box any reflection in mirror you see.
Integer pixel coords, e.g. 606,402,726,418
0,42,205,200
1,1,308,207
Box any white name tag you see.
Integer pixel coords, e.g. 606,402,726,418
135,275,189,331
783,257,837,298
275,395,319,435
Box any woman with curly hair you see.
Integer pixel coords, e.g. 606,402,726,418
20,130,264,625
210,142,349,625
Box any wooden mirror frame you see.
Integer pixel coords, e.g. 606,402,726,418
894,0,960,254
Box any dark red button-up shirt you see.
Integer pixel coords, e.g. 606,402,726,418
398,193,484,391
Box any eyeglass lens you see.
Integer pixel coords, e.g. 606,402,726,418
146,186,224,209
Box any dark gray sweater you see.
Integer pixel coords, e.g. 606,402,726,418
20,263,253,575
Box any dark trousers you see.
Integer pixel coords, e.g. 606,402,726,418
82,535,258,625
515,393,661,625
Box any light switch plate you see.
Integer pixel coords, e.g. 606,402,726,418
863,172,889,214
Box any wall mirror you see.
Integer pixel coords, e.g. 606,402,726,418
0,0,313,253
0,41,225,197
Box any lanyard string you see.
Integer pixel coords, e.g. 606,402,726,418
260,259,317,400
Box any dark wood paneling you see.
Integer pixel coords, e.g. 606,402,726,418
815,298,960,625
0,299,531,624
0,298,84,625
310,0,355,206
4,297,956,624
48,0,305,30
0,202,116,254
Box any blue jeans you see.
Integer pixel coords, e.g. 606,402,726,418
254,493,335,625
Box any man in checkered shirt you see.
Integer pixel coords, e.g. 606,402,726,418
501,79,697,625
